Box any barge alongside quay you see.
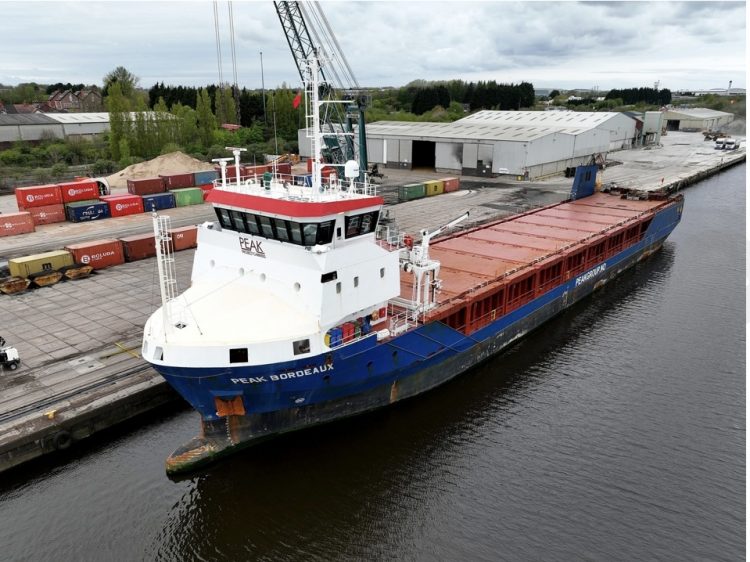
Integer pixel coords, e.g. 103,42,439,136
142,61,684,474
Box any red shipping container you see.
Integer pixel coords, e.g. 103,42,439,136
216,165,244,181
15,184,62,210
104,195,145,217
59,180,100,203
306,157,323,173
0,212,35,237
440,177,460,193
127,178,165,195
65,239,124,269
120,233,156,261
160,173,195,189
168,225,198,251
28,204,66,226
275,162,292,176
198,183,214,201
244,164,268,177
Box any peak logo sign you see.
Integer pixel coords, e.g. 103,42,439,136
239,236,265,258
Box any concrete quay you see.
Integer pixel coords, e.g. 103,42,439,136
0,130,744,474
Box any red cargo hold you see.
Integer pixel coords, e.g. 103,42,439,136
15,184,62,210
28,204,66,226
120,233,156,261
0,212,35,237
127,178,165,195
64,239,125,269
160,173,195,189
59,180,100,203
168,225,198,251
103,195,145,217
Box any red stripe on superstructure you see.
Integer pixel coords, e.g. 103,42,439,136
206,190,383,218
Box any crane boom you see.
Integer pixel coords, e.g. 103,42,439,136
273,1,368,178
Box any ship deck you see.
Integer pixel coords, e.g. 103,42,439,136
398,192,675,327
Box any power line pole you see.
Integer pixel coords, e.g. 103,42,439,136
260,51,267,124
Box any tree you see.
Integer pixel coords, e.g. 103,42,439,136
103,66,140,100
196,88,216,148
105,82,130,161
549,89,560,99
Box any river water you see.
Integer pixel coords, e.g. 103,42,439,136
0,165,744,561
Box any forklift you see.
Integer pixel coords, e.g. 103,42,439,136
0,336,20,371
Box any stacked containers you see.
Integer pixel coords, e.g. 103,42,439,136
168,225,198,251
423,180,444,197
441,177,460,193
0,212,35,237
160,173,195,190
101,194,145,217
170,188,204,207
142,192,176,212
59,180,100,203
15,184,62,210
65,200,110,222
27,204,67,226
65,239,124,269
244,164,268,178
127,178,165,196
398,183,426,202
9,250,73,277
120,233,157,261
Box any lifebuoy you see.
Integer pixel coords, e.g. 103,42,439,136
403,235,414,249
53,430,72,451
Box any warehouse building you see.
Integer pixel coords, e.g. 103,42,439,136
299,110,639,179
660,108,734,132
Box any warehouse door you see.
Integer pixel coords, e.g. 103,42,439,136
412,140,436,169
666,120,680,131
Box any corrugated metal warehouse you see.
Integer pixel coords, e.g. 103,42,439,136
661,108,734,132
299,110,638,179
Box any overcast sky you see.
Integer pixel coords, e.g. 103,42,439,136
1,1,745,92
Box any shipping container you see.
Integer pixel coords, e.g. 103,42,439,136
244,164,268,177
217,165,244,181
15,184,62,210
103,195,145,217
275,162,292,176
127,178,165,196
193,170,219,185
64,239,124,269
142,192,176,212
59,180,100,203
120,233,157,261
440,177,460,193
424,180,444,197
198,183,213,201
28,204,66,226
398,183,426,202
9,250,74,278
65,200,111,222
170,187,204,207
160,173,195,189
0,212,35,237
168,225,198,251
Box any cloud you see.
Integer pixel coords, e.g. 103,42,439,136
0,1,744,91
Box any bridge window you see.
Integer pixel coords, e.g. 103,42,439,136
214,207,334,246
344,211,379,238
229,348,248,363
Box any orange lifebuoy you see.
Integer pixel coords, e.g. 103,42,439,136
403,235,413,249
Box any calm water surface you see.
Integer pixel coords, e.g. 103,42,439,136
0,165,744,561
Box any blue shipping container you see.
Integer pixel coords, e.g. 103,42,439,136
142,192,176,212
194,170,219,185
303,174,313,187
65,201,111,222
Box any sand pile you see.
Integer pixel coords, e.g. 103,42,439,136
106,152,215,191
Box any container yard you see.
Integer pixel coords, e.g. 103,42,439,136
0,129,744,474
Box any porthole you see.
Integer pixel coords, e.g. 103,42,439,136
354,276,359,288
294,282,301,292
380,267,385,278
210,259,216,268
260,273,267,282
336,281,341,294
239,267,245,276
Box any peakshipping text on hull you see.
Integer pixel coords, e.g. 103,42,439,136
142,58,683,474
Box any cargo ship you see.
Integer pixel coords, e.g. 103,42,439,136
142,60,684,474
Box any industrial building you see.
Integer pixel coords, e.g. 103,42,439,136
661,108,734,132
299,110,643,179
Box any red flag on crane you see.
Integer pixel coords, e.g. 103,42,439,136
292,91,302,109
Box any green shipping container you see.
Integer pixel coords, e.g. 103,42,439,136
424,180,444,197
170,187,204,207
9,250,73,278
398,183,426,202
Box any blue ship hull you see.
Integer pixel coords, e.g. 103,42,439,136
153,201,682,473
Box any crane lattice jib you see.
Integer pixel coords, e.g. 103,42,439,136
273,1,360,168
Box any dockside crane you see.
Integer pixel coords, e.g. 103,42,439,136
273,1,369,180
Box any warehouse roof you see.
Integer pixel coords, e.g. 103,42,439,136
0,114,59,126
457,110,626,130
662,108,734,119
46,112,111,124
